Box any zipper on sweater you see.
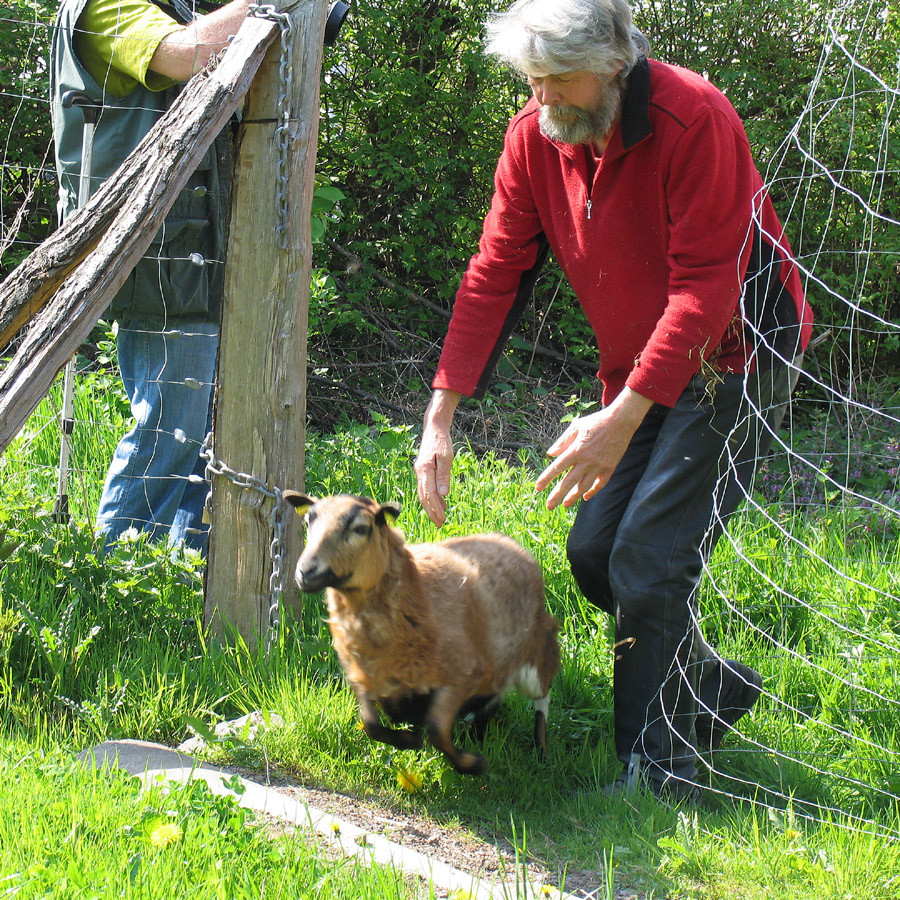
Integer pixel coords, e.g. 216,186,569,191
583,145,596,220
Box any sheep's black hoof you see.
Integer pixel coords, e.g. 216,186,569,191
453,750,488,776
386,728,423,750
399,730,425,750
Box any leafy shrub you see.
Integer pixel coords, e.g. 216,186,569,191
0,509,204,728
0,0,57,278
4,0,900,411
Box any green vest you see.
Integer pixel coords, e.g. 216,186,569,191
50,0,231,324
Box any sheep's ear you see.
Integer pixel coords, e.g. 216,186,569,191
283,490,316,517
376,503,401,526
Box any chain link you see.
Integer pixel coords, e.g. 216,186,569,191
248,3,293,249
267,486,286,654
200,433,286,651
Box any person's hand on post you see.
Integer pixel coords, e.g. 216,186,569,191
535,387,653,510
415,389,461,527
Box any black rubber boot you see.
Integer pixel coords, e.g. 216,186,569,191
696,659,763,751
612,595,702,788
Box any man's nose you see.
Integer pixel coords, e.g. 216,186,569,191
537,86,560,106
530,78,559,107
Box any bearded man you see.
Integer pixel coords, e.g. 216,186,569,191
414,0,812,800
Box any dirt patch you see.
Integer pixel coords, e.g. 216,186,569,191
229,765,645,899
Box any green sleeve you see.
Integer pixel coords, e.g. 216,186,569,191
75,0,184,97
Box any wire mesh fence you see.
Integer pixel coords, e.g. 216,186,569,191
2,0,900,844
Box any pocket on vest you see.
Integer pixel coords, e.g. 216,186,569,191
110,216,214,322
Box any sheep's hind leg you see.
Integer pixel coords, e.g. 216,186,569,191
470,696,501,743
533,694,550,758
515,663,553,758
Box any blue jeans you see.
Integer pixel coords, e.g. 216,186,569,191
96,319,218,552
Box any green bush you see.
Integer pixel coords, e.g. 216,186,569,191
4,0,899,399
315,0,900,401
0,0,57,278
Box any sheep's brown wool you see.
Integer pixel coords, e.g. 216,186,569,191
284,491,561,776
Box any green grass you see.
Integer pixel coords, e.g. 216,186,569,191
0,734,428,899
2,379,900,898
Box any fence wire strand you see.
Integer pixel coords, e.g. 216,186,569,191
2,0,900,846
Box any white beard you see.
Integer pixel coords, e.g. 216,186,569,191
538,85,623,146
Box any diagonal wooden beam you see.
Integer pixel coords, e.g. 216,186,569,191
0,13,279,454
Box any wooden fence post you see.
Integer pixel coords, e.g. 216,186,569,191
204,0,325,646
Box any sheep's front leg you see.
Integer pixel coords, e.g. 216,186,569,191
471,696,500,742
354,689,423,750
426,687,487,775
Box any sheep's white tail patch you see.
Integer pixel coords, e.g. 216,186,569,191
515,664,544,699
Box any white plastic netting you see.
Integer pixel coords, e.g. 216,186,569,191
687,0,900,838
1,0,899,842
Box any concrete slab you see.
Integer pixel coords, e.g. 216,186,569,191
78,740,576,900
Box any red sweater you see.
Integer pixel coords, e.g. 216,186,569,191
434,59,813,407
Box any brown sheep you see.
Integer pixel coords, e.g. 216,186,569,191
284,492,560,776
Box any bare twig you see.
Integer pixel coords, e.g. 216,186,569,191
327,238,597,376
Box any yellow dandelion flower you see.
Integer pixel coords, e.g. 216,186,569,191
330,821,342,836
449,891,476,900
395,767,423,793
540,886,562,898
148,822,183,849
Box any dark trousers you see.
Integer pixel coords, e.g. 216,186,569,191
566,356,797,782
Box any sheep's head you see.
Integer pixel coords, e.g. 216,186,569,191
285,492,401,593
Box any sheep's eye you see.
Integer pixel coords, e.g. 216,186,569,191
306,510,317,525
351,522,371,537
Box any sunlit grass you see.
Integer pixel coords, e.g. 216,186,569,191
2,391,900,898
0,735,427,899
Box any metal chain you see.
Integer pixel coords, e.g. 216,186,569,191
200,434,286,652
266,485,286,654
248,3,293,249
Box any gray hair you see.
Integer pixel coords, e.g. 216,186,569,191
485,0,640,80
